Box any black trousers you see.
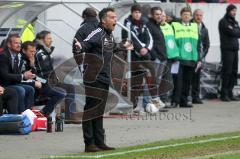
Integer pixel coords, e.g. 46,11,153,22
171,64,195,104
180,65,195,105
0,87,18,115
221,49,239,97
39,85,66,116
192,68,201,100
82,80,109,146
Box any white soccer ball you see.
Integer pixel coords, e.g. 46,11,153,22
146,103,159,114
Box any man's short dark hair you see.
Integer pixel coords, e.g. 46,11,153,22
180,7,192,15
131,4,142,13
82,8,97,18
151,7,162,16
37,30,51,40
6,34,20,44
22,41,36,50
99,7,115,22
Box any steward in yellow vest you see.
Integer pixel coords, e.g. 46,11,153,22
171,21,199,63
16,19,36,42
160,22,179,60
170,7,200,108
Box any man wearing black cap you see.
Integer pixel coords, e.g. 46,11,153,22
219,4,240,101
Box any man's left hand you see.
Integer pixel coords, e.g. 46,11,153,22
123,40,134,51
74,38,82,49
0,86,5,95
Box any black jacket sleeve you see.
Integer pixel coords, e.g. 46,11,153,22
35,51,46,78
122,20,145,53
35,51,54,79
147,22,167,61
201,28,210,59
131,32,145,53
147,23,158,60
80,30,101,53
219,19,240,38
73,24,87,54
197,31,201,61
0,54,22,83
143,25,153,51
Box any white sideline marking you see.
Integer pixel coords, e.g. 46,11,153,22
50,135,240,159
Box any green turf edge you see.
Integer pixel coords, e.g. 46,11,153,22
45,131,240,159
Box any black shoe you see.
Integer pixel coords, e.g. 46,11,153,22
180,103,193,108
166,102,178,108
96,144,115,151
220,96,231,102
159,109,169,112
85,144,102,153
192,99,203,104
229,96,240,101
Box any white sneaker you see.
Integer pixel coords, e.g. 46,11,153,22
133,106,144,114
151,97,166,109
139,110,147,116
145,103,159,114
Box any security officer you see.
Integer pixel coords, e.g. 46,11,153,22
16,18,37,42
219,4,240,101
160,11,180,107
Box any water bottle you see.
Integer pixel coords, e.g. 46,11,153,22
47,116,53,133
55,115,63,132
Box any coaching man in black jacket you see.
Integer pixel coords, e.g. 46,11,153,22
75,8,133,152
219,4,240,101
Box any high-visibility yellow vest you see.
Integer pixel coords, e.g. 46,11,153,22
16,19,35,42
160,22,179,59
172,22,199,62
